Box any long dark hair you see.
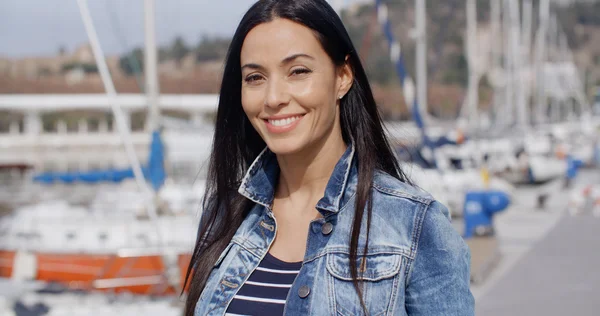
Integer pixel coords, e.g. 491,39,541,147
183,1,409,314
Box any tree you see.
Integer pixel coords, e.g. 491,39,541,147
170,36,190,67
61,62,98,74
195,36,231,62
119,48,144,76
58,45,67,56
441,53,468,87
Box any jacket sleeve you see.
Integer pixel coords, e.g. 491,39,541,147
404,201,475,315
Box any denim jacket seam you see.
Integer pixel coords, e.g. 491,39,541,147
372,183,434,205
326,254,402,281
239,190,271,209
238,147,269,189
332,146,356,209
334,191,357,216
233,237,264,258
314,246,412,257
304,250,328,264
405,201,430,284
387,258,403,316
219,254,257,314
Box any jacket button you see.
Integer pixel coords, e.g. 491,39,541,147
321,222,333,235
298,285,311,298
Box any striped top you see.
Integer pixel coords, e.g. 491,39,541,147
225,252,302,316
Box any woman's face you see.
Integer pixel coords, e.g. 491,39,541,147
240,18,352,155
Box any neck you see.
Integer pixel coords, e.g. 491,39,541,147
275,127,346,205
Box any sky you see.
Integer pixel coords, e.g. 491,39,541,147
0,0,369,58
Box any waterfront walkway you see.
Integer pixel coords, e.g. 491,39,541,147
475,171,600,315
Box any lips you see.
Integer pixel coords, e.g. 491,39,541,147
263,114,305,134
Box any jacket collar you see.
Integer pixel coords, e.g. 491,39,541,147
238,144,357,215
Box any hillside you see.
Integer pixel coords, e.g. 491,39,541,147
341,0,600,118
1,0,598,123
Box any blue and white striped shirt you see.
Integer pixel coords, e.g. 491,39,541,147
225,252,301,315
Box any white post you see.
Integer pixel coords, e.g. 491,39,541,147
534,0,549,124
24,110,42,136
415,0,428,126
144,0,161,132
98,118,108,133
124,110,132,131
465,0,479,131
9,120,20,135
78,118,88,134
57,120,67,134
191,112,204,125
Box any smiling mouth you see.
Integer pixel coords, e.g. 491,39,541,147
263,114,305,133
267,115,303,127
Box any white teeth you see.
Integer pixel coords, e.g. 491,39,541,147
269,116,301,127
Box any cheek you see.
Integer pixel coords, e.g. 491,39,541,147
241,89,262,117
293,78,336,111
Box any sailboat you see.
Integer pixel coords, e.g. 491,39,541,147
373,0,514,218
0,0,205,295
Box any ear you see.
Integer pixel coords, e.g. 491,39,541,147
336,55,354,100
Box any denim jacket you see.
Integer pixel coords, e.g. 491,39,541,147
195,145,474,315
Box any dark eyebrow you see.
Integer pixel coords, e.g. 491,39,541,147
241,63,264,72
280,53,314,65
241,53,314,72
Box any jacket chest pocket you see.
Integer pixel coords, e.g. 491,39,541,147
326,252,406,316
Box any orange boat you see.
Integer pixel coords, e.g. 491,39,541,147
0,250,191,295
0,196,200,295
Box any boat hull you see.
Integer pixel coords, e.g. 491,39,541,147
0,250,191,295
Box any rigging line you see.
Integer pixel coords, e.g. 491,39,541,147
104,0,145,93
172,0,185,95
373,0,441,168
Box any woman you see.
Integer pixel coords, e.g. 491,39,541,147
185,0,474,315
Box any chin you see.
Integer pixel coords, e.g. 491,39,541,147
265,138,306,156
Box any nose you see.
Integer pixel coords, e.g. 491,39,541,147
264,77,290,109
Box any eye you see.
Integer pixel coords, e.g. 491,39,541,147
290,67,312,76
244,74,264,84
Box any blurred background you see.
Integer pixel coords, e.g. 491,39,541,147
0,0,599,315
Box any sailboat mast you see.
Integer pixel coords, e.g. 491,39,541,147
508,0,526,131
465,0,479,132
415,0,428,126
522,0,533,127
490,0,501,127
75,0,155,210
144,0,161,132
535,0,549,124
502,0,514,127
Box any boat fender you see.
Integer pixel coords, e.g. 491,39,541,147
463,190,510,238
11,250,37,281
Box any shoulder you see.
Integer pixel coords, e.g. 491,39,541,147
372,170,434,203
372,171,467,263
362,170,454,254
372,169,453,229
372,170,449,220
